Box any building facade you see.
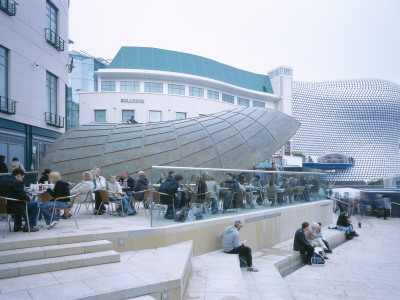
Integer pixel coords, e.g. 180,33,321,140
292,79,400,182
78,47,292,125
0,0,69,171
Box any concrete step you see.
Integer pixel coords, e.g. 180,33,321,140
0,240,113,264
0,250,120,279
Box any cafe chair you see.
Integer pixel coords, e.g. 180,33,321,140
189,192,211,217
294,186,305,202
48,194,79,229
0,197,30,237
74,190,95,218
96,189,124,218
130,189,151,219
152,191,174,221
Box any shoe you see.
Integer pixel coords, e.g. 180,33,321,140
325,249,333,253
62,212,72,219
304,261,312,265
23,227,39,232
14,225,23,232
49,220,58,229
346,234,353,240
128,211,137,216
352,232,359,237
358,222,362,228
323,256,329,259
247,267,259,272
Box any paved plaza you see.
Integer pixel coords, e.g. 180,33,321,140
285,217,400,300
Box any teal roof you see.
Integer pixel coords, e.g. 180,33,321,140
109,47,273,94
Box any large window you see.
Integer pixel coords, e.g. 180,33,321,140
122,110,135,122
207,90,219,100
101,81,115,91
145,82,163,93
46,71,57,114
176,112,186,120
238,97,250,107
149,110,162,122
168,84,185,95
222,93,234,104
189,86,204,98
46,1,57,33
0,45,7,99
120,81,139,92
253,100,265,108
94,110,106,122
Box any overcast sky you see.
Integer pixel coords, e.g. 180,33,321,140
69,0,400,84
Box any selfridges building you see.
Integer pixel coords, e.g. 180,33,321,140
292,79,400,182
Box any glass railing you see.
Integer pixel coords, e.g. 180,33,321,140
149,166,327,227
0,0,18,16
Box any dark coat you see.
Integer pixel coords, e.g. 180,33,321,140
337,214,350,227
118,176,135,192
47,180,70,202
0,161,8,173
158,177,178,204
0,175,30,214
223,179,240,193
39,174,49,184
293,228,312,252
132,177,149,200
193,178,207,202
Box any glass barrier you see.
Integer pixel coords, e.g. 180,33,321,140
150,166,327,227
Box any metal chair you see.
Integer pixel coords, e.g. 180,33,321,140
130,189,151,218
190,192,211,217
265,186,277,205
74,190,95,218
96,189,124,218
48,194,79,229
294,186,305,202
0,197,30,236
152,191,174,221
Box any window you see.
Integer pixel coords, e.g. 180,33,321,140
120,81,139,92
101,81,115,91
222,93,234,104
207,90,219,100
95,110,106,122
189,86,204,98
145,82,163,93
46,1,57,33
238,97,250,107
149,110,162,122
168,84,185,95
253,100,265,108
46,71,57,115
0,45,8,99
176,112,186,120
122,110,135,122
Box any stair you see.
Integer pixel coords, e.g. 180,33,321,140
0,240,119,279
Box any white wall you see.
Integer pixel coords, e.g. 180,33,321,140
0,0,69,133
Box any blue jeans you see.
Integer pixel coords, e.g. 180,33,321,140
223,193,233,210
337,225,353,235
321,238,330,250
121,194,136,215
41,201,70,225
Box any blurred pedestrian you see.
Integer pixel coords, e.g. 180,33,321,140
0,155,7,173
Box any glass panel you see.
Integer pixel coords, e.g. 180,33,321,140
168,84,185,95
149,110,162,122
189,86,204,98
122,110,135,122
46,71,57,115
0,45,7,98
95,109,106,122
101,81,115,91
46,1,57,32
222,93,234,104
238,97,250,107
253,100,265,108
207,90,219,100
145,82,163,93
121,81,139,92
176,112,186,120
149,166,327,227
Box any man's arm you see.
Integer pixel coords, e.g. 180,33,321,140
12,182,31,201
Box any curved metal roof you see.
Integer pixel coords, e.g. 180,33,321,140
40,107,300,181
108,47,274,94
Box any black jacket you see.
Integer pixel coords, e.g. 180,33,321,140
0,161,8,173
38,174,49,184
118,176,135,192
134,177,149,192
223,179,240,193
337,214,350,227
158,177,178,196
293,228,312,252
47,180,70,202
0,175,31,214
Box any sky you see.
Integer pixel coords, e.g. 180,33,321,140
69,0,400,84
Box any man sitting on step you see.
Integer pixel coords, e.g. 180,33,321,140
293,222,314,265
220,220,258,272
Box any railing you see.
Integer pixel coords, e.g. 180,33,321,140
45,112,64,128
45,28,65,51
0,0,18,16
0,96,16,114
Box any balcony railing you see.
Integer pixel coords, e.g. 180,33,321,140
0,96,16,114
45,28,65,51
0,0,18,16
45,112,64,128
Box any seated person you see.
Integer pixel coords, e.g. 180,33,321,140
294,222,315,265
221,173,241,211
0,168,39,232
317,222,332,253
122,171,149,215
155,172,166,184
305,222,330,259
220,221,258,272
250,174,263,205
237,175,248,206
205,173,219,214
158,173,183,218
281,178,293,203
188,174,207,214
265,179,278,205
93,174,124,215
41,172,71,228
337,211,359,239
92,167,107,214
39,169,51,184
116,171,135,215
68,171,94,218
309,175,319,193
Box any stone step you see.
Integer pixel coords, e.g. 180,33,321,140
0,250,120,279
0,240,113,264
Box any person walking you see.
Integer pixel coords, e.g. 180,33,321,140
0,155,8,173
9,157,25,173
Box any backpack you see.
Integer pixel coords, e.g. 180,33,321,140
311,252,325,266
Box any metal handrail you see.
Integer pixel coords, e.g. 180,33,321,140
45,112,65,128
0,96,16,114
45,28,65,51
327,195,350,207
0,0,18,16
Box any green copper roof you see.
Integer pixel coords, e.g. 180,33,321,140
109,47,273,94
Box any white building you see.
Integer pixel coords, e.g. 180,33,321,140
79,47,293,125
0,0,69,170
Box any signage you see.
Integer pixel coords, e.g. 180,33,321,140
121,99,144,104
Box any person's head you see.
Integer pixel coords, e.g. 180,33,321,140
202,172,209,181
269,179,274,186
311,222,319,231
254,174,260,179
289,177,294,182
137,171,145,178
210,175,215,181
160,173,166,180
318,222,322,229
93,168,100,177
12,168,25,181
109,175,116,183
239,175,246,184
175,174,183,183
191,174,200,182
83,171,93,181
168,170,175,178
226,173,233,181
121,171,129,180
0,155,5,162
340,211,349,217
301,222,309,230
49,171,61,184
271,162,276,168
234,220,243,231
12,157,19,162
42,169,51,176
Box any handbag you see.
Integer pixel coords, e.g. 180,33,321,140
311,252,325,266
